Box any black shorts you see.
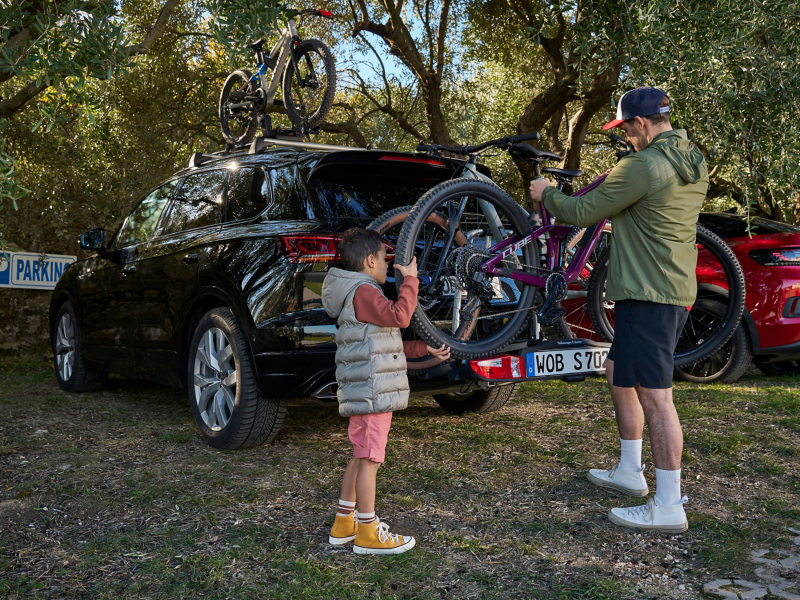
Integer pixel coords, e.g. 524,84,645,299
607,300,690,389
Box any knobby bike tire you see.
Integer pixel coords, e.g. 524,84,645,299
393,179,538,359
585,224,746,367
282,39,336,127
369,206,468,373
219,69,259,145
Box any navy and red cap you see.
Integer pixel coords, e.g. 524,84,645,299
603,87,670,130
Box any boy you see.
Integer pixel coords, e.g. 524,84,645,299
321,227,450,555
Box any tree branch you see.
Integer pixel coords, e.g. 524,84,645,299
320,120,368,147
124,0,181,55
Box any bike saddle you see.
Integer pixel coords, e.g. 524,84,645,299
542,167,583,179
249,39,265,51
509,142,562,162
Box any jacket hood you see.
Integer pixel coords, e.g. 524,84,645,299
321,268,378,318
648,129,708,184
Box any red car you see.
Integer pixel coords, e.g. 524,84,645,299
562,212,800,382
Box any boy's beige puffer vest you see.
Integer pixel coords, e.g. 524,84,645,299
321,268,410,417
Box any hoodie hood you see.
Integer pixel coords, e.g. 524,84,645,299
648,129,708,184
321,268,379,319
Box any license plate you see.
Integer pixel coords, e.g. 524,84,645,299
525,348,609,378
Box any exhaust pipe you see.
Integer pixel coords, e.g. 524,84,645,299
311,382,338,399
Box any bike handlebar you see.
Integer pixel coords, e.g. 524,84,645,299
415,132,541,156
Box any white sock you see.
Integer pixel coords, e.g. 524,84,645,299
337,499,356,516
357,511,376,524
654,468,682,505
619,438,642,471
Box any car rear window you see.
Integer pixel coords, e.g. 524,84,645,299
306,180,431,220
698,213,800,239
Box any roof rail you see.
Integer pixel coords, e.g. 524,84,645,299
249,135,372,154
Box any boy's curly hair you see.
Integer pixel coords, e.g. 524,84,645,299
338,227,384,272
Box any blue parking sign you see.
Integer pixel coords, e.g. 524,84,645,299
0,252,9,286
0,251,76,291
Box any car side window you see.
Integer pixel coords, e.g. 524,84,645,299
227,167,270,222
161,170,225,235
113,180,178,249
268,166,314,220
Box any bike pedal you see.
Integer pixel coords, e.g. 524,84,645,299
536,308,566,325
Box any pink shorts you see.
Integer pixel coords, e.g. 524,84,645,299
348,412,393,463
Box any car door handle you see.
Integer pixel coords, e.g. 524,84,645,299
122,265,137,276
182,253,201,265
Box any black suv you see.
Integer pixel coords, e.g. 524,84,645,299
49,142,519,449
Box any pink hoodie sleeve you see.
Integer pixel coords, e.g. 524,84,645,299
352,277,419,328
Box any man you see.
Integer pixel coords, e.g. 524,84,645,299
529,87,709,532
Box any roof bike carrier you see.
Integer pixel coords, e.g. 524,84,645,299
188,115,375,168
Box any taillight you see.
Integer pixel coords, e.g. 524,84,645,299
379,155,446,167
749,248,800,266
384,241,395,262
470,355,524,379
278,234,340,263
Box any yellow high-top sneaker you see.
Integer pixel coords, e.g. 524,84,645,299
329,511,357,545
353,518,416,555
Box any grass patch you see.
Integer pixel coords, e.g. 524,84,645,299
0,363,798,598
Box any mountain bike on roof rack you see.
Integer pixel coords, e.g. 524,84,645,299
219,7,336,145
380,132,746,365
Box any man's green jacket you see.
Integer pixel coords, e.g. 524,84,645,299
542,129,709,306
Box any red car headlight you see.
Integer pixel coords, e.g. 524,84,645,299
748,248,800,266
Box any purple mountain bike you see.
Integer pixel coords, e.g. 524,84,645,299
388,132,746,363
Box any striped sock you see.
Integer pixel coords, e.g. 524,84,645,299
357,511,376,525
337,499,356,517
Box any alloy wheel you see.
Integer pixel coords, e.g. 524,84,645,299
193,328,238,431
55,313,75,381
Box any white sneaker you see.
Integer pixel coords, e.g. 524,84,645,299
587,463,649,497
608,496,689,533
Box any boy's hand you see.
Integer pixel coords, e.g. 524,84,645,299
394,256,418,278
426,344,450,360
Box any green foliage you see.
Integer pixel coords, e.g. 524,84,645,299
625,0,800,219
204,0,284,64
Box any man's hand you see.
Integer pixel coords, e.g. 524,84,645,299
529,177,553,205
425,344,451,360
394,256,418,278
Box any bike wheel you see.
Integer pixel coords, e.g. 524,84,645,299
219,69,260,145
370,206,469,372
585,224,746,367
673,298,752,384
393,179,538,359
282,39,336,127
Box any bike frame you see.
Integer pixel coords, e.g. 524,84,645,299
481,174,610,286
447,157,610,290
250,18,302,104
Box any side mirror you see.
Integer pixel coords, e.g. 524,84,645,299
79,228,110,257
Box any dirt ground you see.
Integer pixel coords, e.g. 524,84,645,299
0,361,798,599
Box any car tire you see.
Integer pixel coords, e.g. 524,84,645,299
754,359,800,376
433,383,520,415
52,301,108,392
674,299,752,384
188,308,286,450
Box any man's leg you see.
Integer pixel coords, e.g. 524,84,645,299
587,359,649,496
607,382,687,531
637,384,683,506
607,359,645,441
